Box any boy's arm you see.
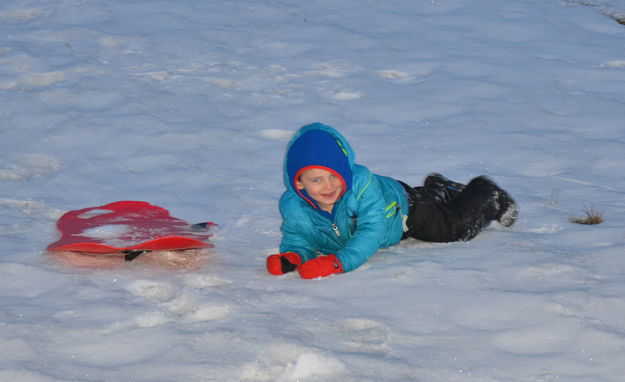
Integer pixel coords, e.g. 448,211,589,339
334,174,390,272
278,218,317,262
277,194,317,263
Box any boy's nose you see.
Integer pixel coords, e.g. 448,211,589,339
317,181,330,192
326,178,338,187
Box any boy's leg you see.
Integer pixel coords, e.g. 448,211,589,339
400,176,458,242
403,192,456,242
403,175,517,242
422,173,465,204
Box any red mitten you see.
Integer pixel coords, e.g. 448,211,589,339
297,254,344,279
266,252,302,275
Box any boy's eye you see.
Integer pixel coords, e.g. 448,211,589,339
311,178,320,182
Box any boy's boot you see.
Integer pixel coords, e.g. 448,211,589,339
493,184,518,227
466,176,518,227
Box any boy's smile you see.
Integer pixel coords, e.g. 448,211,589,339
296,167,344,213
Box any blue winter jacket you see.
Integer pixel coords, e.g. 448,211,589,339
279,123,409,272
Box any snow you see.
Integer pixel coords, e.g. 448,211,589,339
1,0,625,380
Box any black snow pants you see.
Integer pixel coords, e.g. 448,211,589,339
399,175,502,242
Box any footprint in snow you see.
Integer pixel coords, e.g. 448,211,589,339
339,318,391,354
240,343,345,381
260,129,293,140
126,279,232,324
0,153,62,181
182,273,232,288
127,280,176,302
330,90,362,100
376,69,412,80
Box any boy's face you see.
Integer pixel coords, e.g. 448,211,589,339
296,167,344,213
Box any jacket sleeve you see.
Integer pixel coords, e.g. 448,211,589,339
335,172,389,272
278,194,318,262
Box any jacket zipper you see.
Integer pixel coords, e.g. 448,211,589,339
331,223,341,237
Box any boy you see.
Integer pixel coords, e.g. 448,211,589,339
267,123,517,279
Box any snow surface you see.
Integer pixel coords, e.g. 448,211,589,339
2,0,625,381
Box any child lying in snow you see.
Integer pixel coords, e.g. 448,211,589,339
266,123,518,279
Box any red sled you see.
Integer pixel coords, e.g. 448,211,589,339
47,201,216,263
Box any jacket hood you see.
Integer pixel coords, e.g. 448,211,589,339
284,123,356,209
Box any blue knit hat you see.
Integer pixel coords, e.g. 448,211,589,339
286,128,352,208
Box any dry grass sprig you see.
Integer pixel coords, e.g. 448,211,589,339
569,206,604,225
609,13,625,25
